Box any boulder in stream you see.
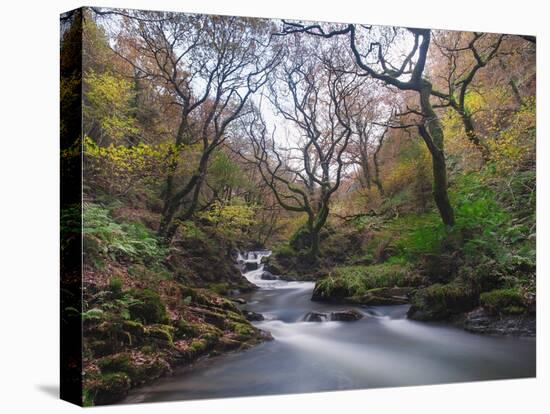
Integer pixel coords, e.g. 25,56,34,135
244,261,259,271
243,310,265,321
260,271,278,280
330,309,364,321
454,307,536,337
351,287,413,306
303,311,329,322
303,310,363,322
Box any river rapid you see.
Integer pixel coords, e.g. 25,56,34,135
123,251,535,404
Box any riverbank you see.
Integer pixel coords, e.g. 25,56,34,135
79,205,274,406
121,254,535,404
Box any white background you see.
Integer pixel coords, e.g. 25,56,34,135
0,0,548,412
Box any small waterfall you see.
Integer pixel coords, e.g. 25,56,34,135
239,250,272,287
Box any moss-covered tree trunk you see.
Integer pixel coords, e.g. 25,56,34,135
419,82,456,227
309,228,320,262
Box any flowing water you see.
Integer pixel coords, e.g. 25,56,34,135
123,251,536,404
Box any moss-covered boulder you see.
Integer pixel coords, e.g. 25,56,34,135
126,356,171,386
86,372,131,406
95,351,170,392
97,353,132,373
408,282,479,321
229,321,257,341
88,339,116,357
122,320,145,345
312,264,423,303
175,319,200,338
145,324,174,348
128,288,168,324
350,287,414,305
480,288,527,316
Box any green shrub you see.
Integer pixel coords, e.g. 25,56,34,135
108,277,123,294
83,203,166,264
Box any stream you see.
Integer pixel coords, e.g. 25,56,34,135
123,251,536,404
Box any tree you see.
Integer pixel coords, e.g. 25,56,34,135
345,89,391,196
83,70,139,144
101,10,280,242
430,32,506,160
239,59,359,259
280,22,456,226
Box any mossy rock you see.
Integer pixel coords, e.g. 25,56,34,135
480,288,527,316
86,372,131,405
350,287,414,305
88,339,116,357
312,264,422,302
408,282,479,321
229,321,257,341
200,330,221,348
181,286,240,313
145,324,174,347
194,308,228,328
128,288,168,324
97,353,132,373
215,336,243,352
128,358,171,386
175,319,200,338
188,338,208,356
262,257,283,275
122,320,145,338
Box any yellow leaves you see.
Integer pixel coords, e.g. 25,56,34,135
83,137,184,195
198,199,257,237
442,109,484,171
83,70,139,142
464,90,485,114
487,97,535,173
385,143,432,195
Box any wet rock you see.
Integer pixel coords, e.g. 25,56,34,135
303,311,329,322
243,310,264,321
304,309,363,322
330,309,363,321
262,259,283,276
261,271,278,280
231,297,247,305
351,287,413,306
244,261,259,271
454,307,536,337
259,329,274,341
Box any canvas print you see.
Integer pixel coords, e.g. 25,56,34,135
60,6,536,406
